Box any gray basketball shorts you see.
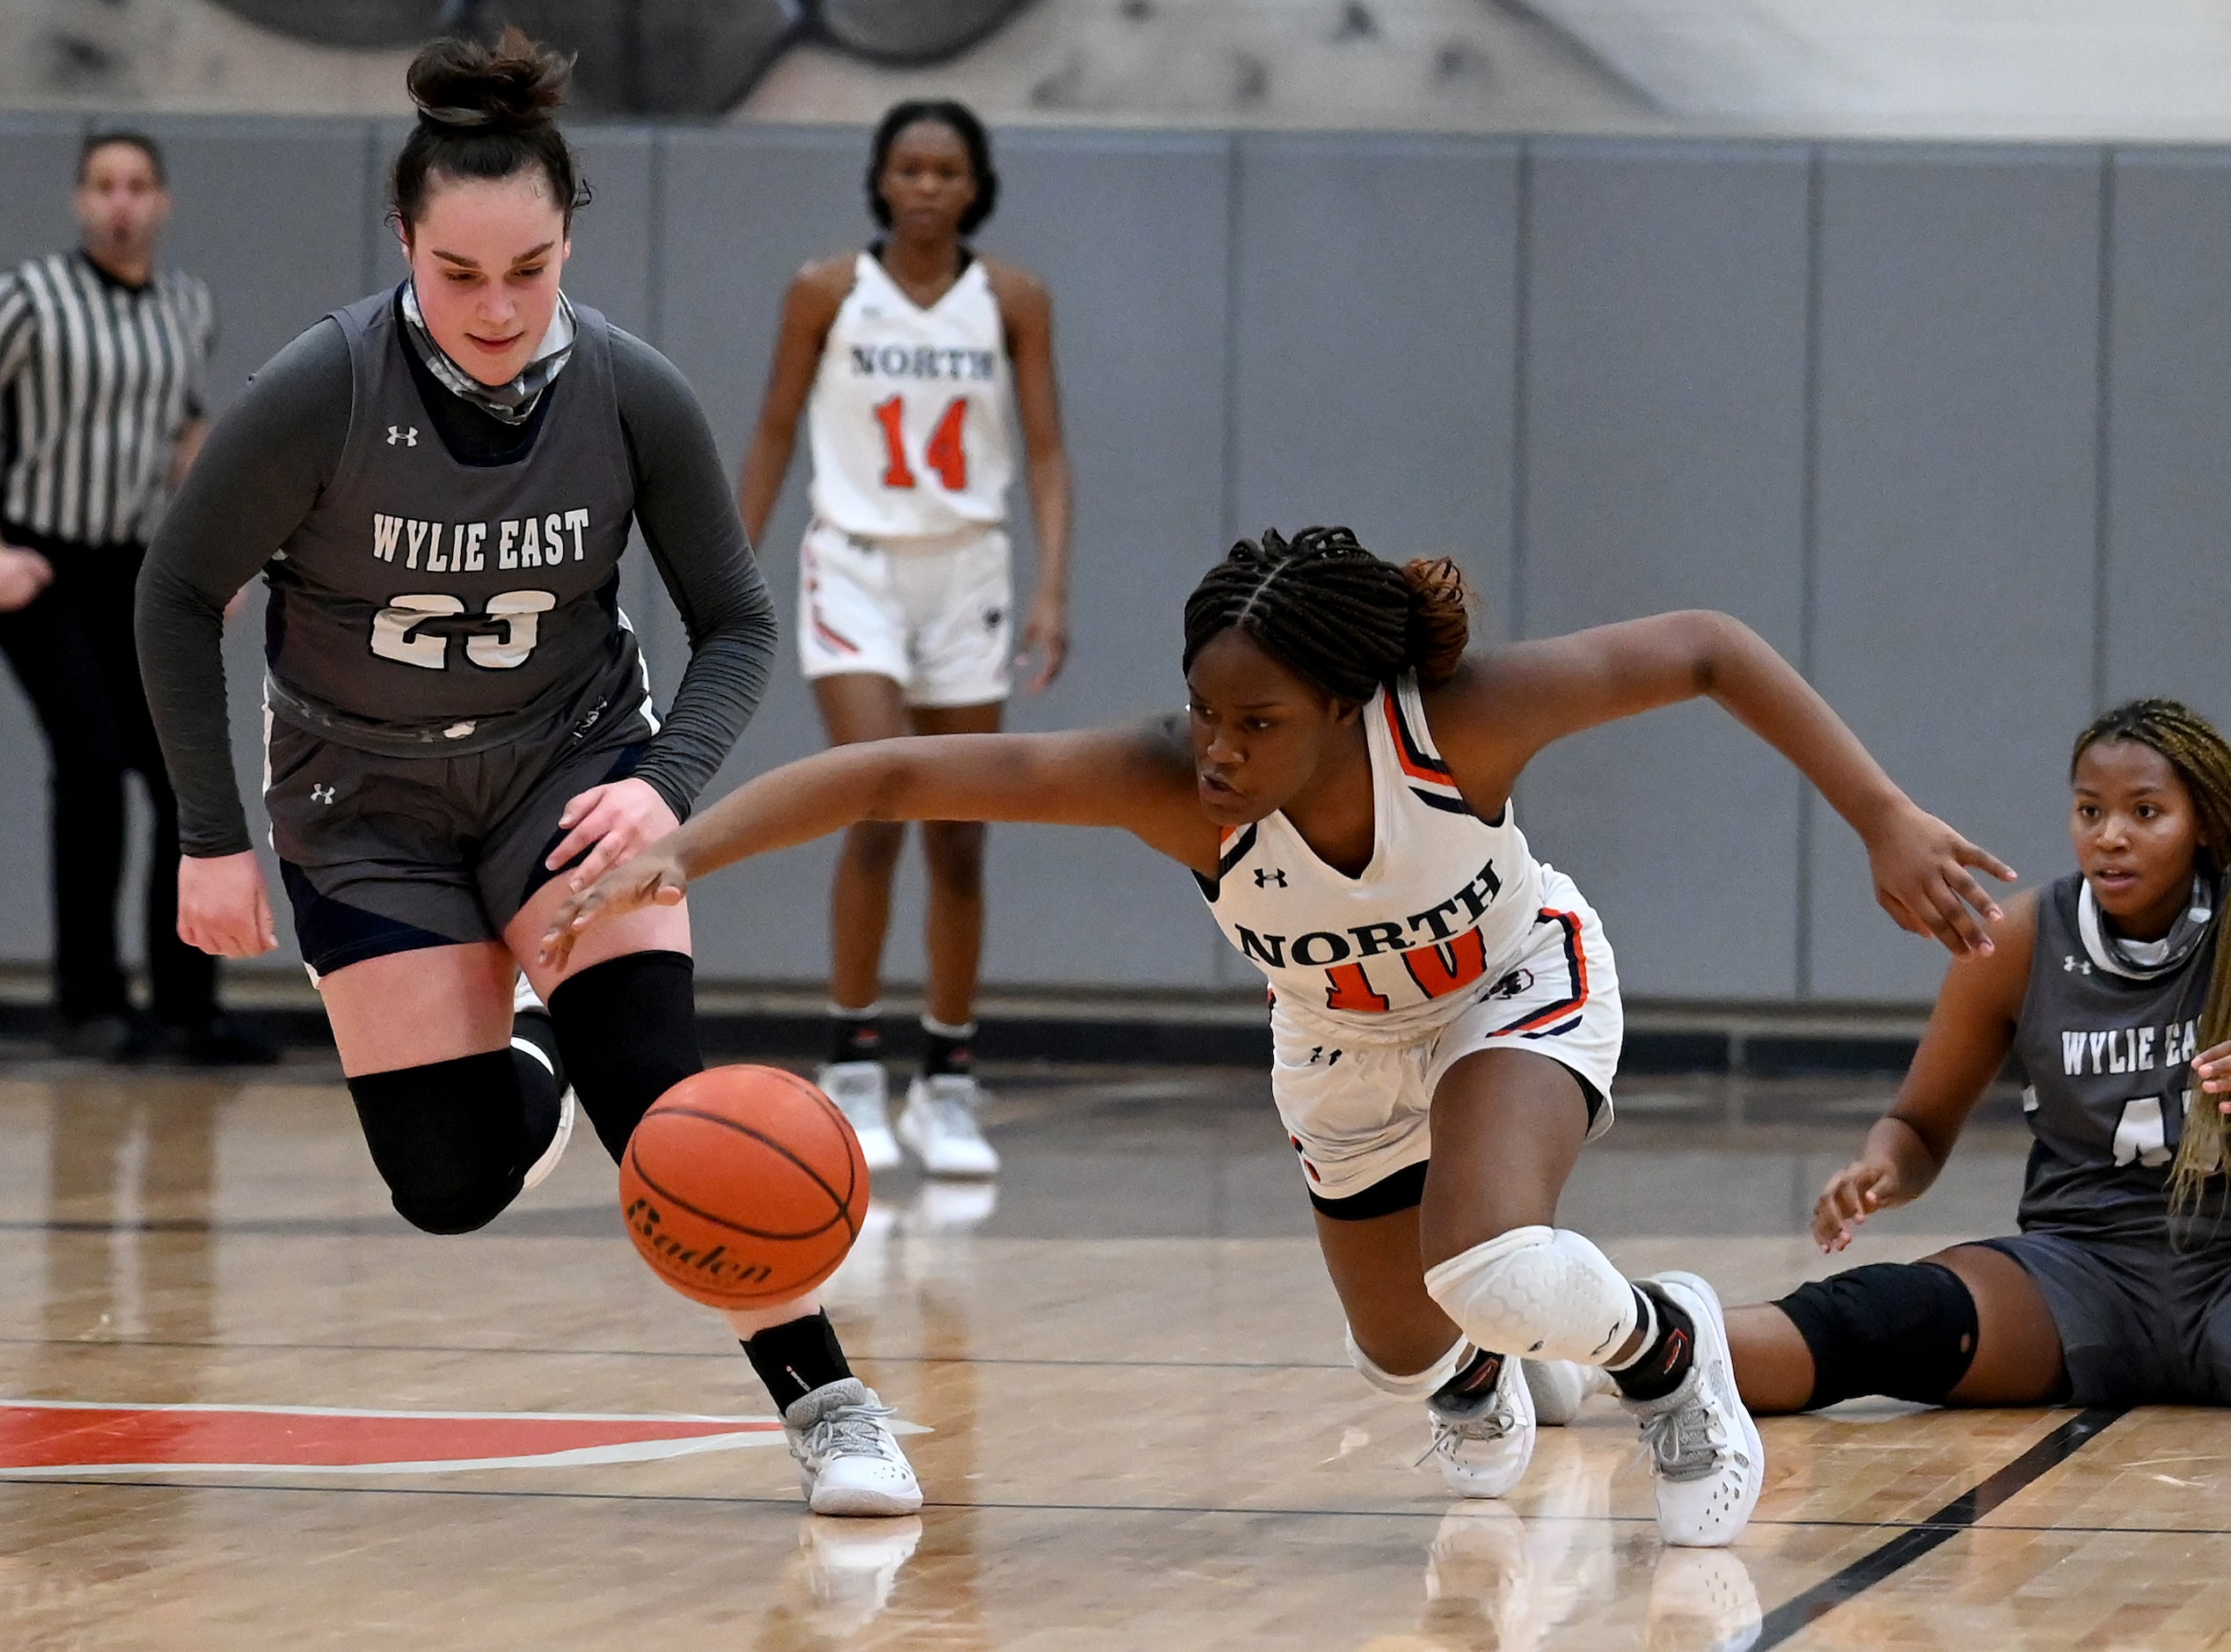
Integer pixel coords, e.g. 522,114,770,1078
1977,1227,2231,1406
265,704,654,979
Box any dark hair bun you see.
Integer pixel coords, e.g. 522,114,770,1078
407,26,570,133
1401,558,1471,687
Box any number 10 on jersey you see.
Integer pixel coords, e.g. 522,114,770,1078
873,394,969,492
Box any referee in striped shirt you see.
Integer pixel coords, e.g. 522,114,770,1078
0,132,268,1063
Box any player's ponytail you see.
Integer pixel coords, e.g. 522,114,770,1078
2072,699,2231,1220
1181,526,1474,702
392,26,589,231
1401,557,1472,688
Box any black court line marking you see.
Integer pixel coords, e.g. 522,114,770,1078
1753,1406,2125,1649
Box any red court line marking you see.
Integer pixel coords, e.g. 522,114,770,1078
0,1399,800,1476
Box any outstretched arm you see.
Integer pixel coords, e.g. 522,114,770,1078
1436,610,2017,955
1811,895,2034,1250
538,721,1210,966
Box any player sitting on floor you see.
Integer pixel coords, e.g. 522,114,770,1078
543,524,2014,1547
1725,698,2231,1414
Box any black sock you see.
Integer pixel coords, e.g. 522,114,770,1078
827,1008,882,1068
509,1007,566,1170
1608,1283,1695,1402
1431,1347,1506,1411
920,1018,976,1079
743,1310,854,1412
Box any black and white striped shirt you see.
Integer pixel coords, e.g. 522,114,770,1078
0,250,216,547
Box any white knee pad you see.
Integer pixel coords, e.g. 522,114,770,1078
1423,1225,1638,1365
1344,1327,1469,1399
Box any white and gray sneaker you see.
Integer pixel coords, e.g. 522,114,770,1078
896,1074,1001,1177
1620,1272,1764,1548
818,1061,901,1173
1423,1353,1536,1499
1523,1359,1614,1427
783,1378,923,1517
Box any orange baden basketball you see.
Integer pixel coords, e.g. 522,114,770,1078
618,1065,869,1309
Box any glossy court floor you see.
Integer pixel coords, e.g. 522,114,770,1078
2,1054,2227,1649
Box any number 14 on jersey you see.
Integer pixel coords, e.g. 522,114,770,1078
873,394,969,492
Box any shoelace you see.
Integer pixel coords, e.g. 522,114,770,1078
1415,1399,1515,1467
804,1399,903,1464
929,1088,985,1138
1636,1394,1726,1484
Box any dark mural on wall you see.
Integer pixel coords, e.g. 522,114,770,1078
206,0,1035,115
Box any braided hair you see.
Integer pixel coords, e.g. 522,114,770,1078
1181,527,1470,703
2071,698,2231,1212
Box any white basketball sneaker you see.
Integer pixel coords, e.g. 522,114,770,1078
783,1378,923,1517
1423,1352,1536,1499
1523,1359,1614,1426
818,1061,901,1173
896,1074,1001,1177
510,976,574,1192
1620,1272,1765,1548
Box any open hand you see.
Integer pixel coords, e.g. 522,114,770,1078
178,851,278,958
537,844,689,969
1866,804,2016,957
1015,594,1069,694
545,777,679,893
1812,1156,1912,1253
2196,1039,2231,1115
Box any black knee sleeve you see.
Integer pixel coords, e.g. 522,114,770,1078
1774,1261,1979,1409
547,950,702,1162
349,1049,530,1235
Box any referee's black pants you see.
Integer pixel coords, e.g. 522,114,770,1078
0,527,216,1027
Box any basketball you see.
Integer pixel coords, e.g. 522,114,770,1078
618,1065,870,1308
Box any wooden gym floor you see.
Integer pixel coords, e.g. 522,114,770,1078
0,1056,2225,1648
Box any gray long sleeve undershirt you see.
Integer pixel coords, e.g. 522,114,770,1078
136,318,776,858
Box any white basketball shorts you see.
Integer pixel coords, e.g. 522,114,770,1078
1268,866,1621,1204
797,519,1013,708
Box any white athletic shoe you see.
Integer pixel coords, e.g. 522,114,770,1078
1423,1353,1536,1500
783,1378,924,1517
818,1061,902,1173
896,1074,1001,1177
791,1514,923,1635
1648,1546,1763,1651
1524,1359,1613,1426
1620,1272,1765,1548
509,978,574,1193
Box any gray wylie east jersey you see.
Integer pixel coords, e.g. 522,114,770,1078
260,291,643,755
2008,872,2220,1243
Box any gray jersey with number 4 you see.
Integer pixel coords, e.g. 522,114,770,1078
263,291,641,754
2008,872,2220,1243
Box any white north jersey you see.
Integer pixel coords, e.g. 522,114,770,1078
1200,675,1553,1042
806,252,1014,539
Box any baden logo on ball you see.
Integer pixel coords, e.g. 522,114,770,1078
618,1065,870,1308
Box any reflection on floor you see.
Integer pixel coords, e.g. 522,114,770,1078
0,1060,2221,1649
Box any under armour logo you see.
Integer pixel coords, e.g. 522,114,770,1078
1254,867,1288,888
387,425,418,446
310,783,336,805
2064,954,2094,975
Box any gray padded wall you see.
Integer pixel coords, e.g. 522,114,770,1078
0,116,87,962
1807,148,2103,999
2103,152,2231,717
1517,142,1811,999
4,121,2227,1004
